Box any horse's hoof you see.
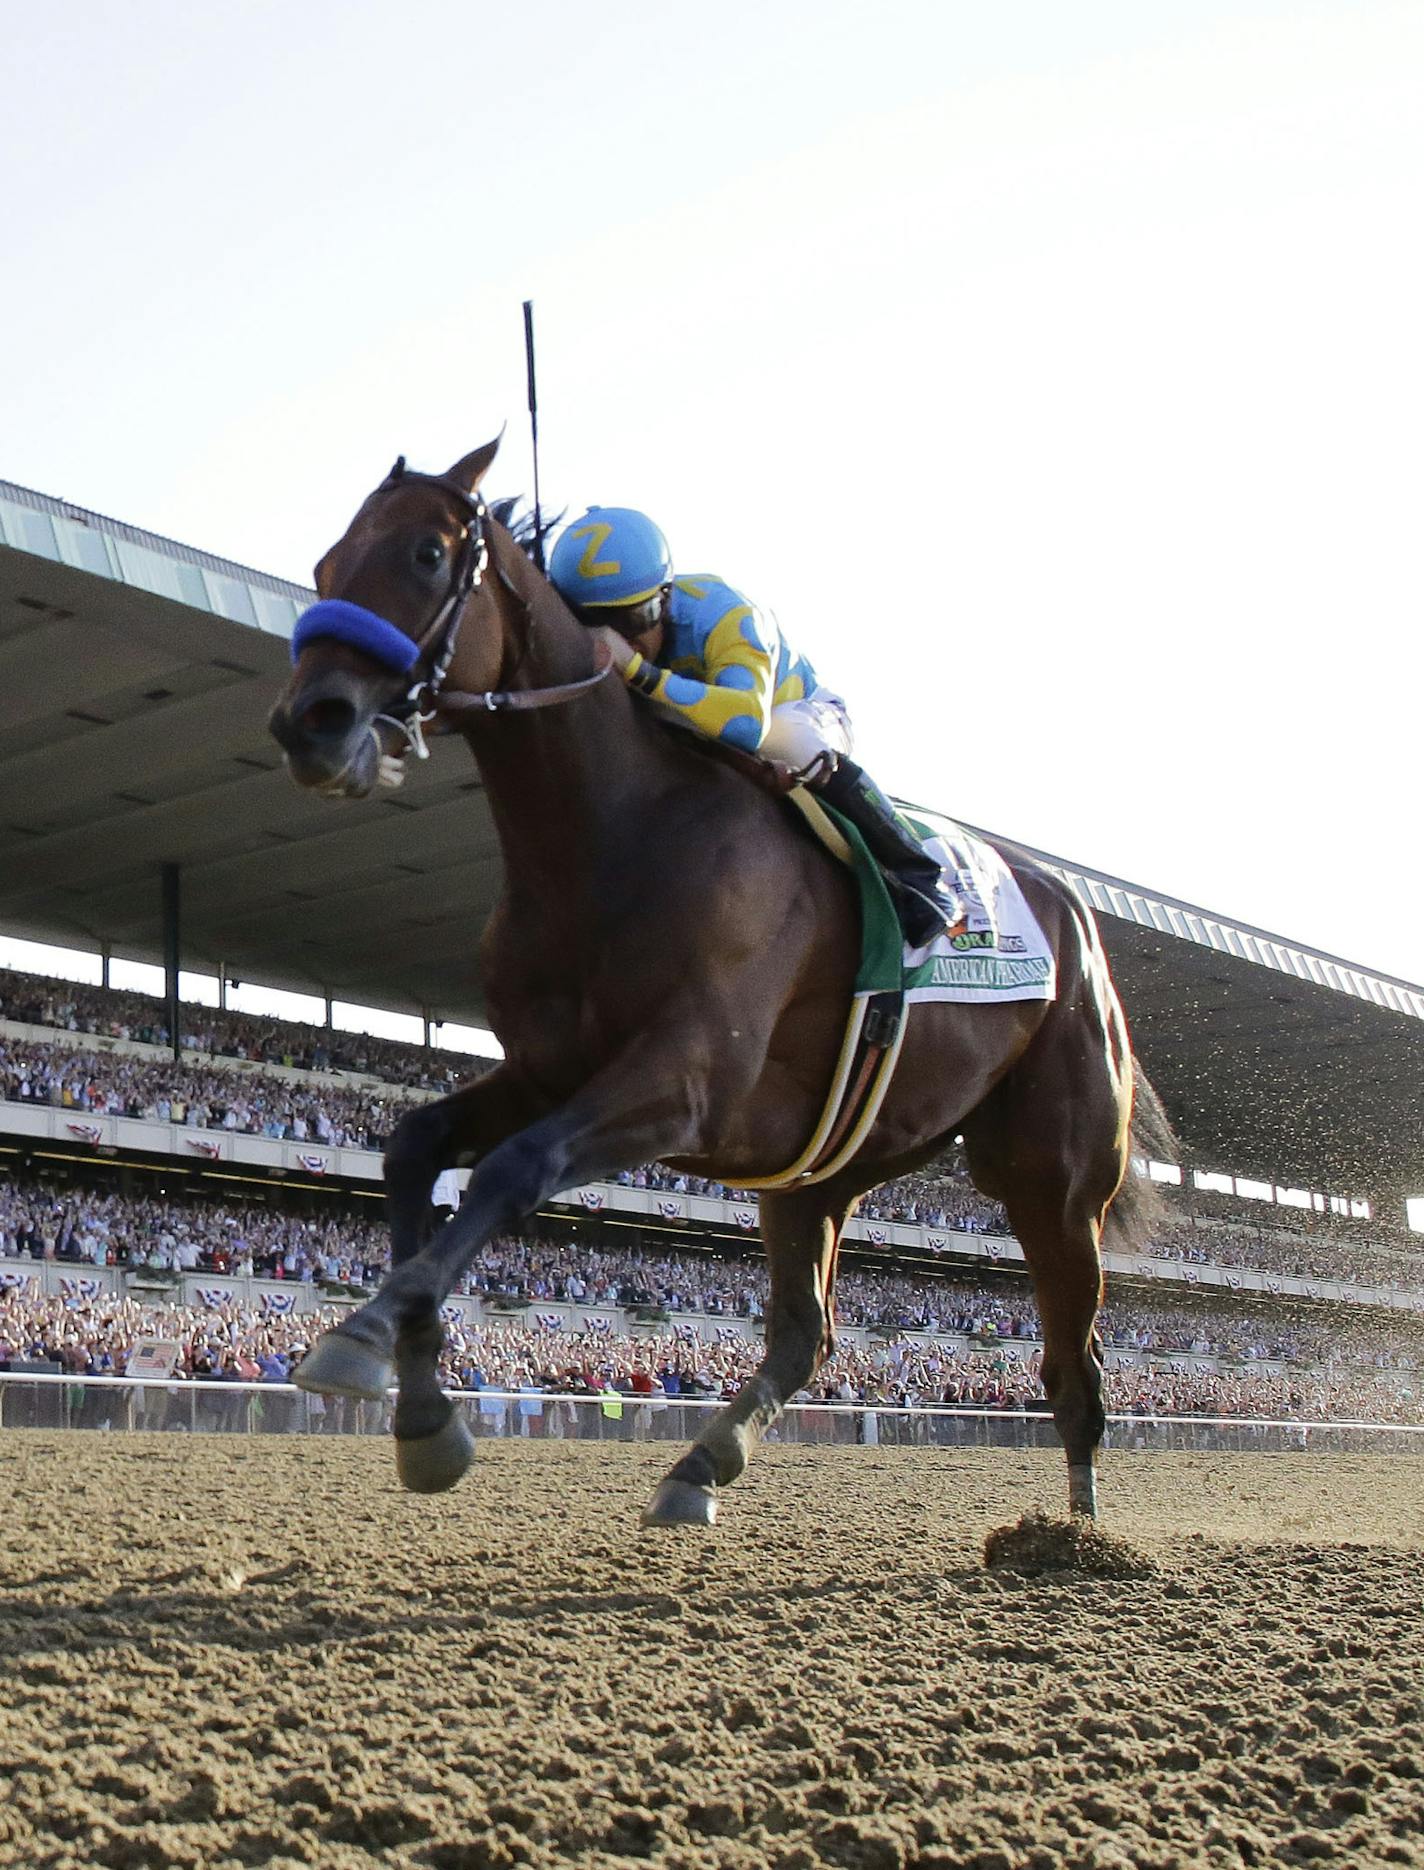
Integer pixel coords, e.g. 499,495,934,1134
641,1478,718,1527
395,1410,476,1494
291,1330,394,1401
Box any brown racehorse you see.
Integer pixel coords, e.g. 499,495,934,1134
268,441,1173,1525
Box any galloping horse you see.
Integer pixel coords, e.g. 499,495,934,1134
268,440,1172,1525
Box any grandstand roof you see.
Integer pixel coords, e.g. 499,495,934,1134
3,476,1422,1211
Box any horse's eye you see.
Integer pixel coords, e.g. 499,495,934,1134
413,539,445,569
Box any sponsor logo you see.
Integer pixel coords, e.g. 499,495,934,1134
927,955,1053,990
950,931,996,951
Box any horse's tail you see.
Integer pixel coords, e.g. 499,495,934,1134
1101,1062,1178,1256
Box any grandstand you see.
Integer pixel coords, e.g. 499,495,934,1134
1,475,1422,1433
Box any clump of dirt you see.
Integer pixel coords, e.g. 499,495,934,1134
983,1505,1157,1578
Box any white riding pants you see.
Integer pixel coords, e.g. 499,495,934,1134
760,685,854,779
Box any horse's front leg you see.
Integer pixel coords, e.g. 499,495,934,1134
645,1180,851,1527
297,1041,707,1492
384,1065,542,1265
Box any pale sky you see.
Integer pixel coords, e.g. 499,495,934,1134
3,1,1421,984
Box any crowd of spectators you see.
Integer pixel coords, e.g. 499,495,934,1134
3,962,1422,1298
4,1176,1422,1386
0,1034,421,1152
0,967,484,1090
2,1289,1419,1428
1146,1213,1423,1290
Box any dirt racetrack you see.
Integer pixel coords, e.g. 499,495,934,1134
3,1433,1422,1870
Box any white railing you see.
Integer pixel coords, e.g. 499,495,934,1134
2,1371,1420,1453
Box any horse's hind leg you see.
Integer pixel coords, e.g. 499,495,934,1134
960,1012,1131,1519
643,1181,850,1528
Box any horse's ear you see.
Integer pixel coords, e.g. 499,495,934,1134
446,433,503,496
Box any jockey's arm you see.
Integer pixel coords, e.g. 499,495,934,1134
623,603,778,753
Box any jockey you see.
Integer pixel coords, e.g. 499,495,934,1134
549,506,959,948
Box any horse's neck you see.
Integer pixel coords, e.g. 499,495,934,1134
463,552,679,893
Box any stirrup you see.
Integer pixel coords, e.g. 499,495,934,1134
892,878,959,949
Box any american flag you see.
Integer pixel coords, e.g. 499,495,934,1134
296,1154,328,1176
186,1138,223,1160
534,1312,564,1332
67,1122,103,1144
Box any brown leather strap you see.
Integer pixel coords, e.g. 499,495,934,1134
433,637,615,717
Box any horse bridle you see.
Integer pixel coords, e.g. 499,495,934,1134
292,456,613,789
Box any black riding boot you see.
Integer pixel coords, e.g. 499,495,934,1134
813,759,960,948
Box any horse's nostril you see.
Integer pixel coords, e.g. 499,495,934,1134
300,697,359,741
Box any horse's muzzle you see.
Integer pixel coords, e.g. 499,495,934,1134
269,672,382,797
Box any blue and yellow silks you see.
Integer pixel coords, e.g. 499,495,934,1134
624,575,820,753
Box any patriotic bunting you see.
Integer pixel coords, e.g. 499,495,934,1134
67,1122,103,1144
534,1312,564,1332
296,1154,328,1176
186,1138,223,1160
59,1275,102,1301
260,1292,298,1315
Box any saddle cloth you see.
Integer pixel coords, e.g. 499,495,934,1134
736,798,1056,1191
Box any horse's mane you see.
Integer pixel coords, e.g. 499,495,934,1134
489,497,561,564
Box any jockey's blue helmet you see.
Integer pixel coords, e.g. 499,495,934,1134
549,507,672,609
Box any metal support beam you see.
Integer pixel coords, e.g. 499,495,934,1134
161,863,181,1063
100,941,111,990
